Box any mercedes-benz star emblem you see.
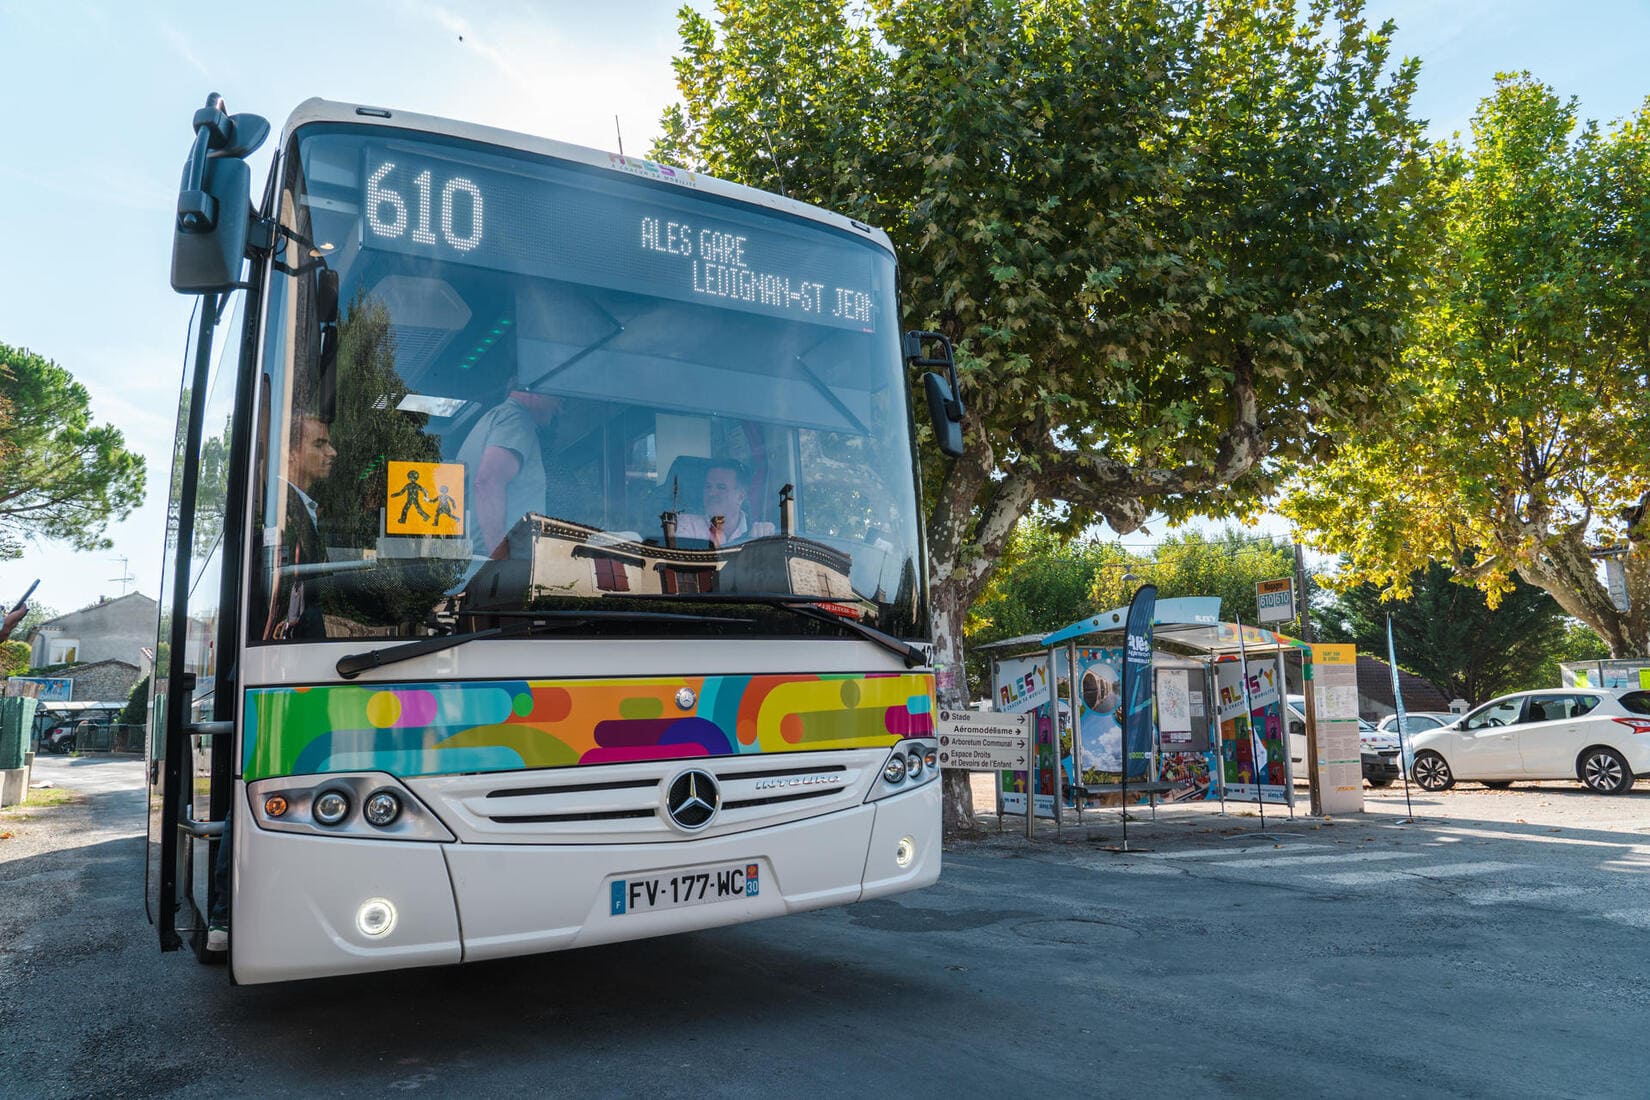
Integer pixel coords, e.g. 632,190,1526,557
665,769,720,831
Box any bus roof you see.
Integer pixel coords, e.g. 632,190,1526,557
282,98,897,257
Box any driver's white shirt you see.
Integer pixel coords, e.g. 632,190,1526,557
674,512,775,544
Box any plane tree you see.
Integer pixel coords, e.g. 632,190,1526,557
1284,76,1650,657
656,0,1435,827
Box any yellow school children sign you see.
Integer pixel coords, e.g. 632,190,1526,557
386,461,465,536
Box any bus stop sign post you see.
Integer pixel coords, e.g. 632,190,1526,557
936,709,1032,838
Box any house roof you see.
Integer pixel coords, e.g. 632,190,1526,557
26,592,157,637
1358,655,1450,712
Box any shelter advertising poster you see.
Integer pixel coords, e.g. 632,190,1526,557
1159,664,1219,801
1157,668,1192,743
1159,750,1216,801
1216,659,1289,803
1075,647,1123,781
992,654,1051,714
998,703,1061,818
991,654,1062,818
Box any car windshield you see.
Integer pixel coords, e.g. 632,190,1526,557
250,125,925,644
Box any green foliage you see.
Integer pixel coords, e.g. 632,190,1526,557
119,674,150,728
964,518,1298,686
16,603,59,638
1318,560,1568,704
967,514,1122,640
657,0,1435,656
0,640,28,677
1087,530,1298,626
1531,621,1610,693
0,344,146,557
1285,75,1650,656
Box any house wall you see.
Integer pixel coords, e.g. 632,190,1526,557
27,594,156,669
65,660,142,703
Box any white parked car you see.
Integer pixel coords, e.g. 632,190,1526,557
1283,695,1402,787
1409,689,1650,795
1375,711,1454,735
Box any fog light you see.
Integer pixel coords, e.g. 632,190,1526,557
263,795,289,817
313,790,350,826
356,897,397,938
363,791,402,827
883,754,907,784
895,835,916,867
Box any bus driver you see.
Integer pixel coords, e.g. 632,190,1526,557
675,461,775,548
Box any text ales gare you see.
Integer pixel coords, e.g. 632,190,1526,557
640,215,875,322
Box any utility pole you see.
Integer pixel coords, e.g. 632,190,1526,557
1292,540,1314,644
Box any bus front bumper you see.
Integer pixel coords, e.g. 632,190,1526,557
230,780,940,984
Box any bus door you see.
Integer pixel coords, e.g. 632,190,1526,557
146,283,249,954
150,95,269,956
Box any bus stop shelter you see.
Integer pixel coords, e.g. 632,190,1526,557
977,598,1365,823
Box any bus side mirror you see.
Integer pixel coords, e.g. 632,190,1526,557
905,330,965,458
924,373,964,457
171,94,270,294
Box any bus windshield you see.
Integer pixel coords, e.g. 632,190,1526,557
252,125,926,645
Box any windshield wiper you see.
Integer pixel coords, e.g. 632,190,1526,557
663,594,927,669
335,608,754,680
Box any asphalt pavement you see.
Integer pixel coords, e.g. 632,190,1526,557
3,757,1648,1098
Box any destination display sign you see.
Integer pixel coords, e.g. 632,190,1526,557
936,709,1031,772
358,141,886,333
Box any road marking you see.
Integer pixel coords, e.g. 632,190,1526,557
1428,825,1645,850
1143,844,1332,860
1320,860,1524,886
1206,851,1420,868
1463,885,1585,906
1602,908,1650,930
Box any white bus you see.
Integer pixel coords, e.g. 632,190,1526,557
150,95,965,984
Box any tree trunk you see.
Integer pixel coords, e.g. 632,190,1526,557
1515,538,1650,658
931,563,977,834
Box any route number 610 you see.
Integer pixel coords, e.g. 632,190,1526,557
366,162,485,252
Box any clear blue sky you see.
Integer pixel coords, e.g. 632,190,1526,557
1,0,1646,618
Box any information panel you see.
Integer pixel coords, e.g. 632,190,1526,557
937,709,1031,772
1311,643,1365,815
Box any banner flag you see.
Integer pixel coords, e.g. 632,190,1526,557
1121,584,1158,782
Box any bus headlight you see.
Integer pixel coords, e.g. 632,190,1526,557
313,790,351,826
363,791,402,827
867,738,940,802
248,774,456,841
356,898,397,938
883,755,907,784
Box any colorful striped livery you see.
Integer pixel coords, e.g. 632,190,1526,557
243,672,937,780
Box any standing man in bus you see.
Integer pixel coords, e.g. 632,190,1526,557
457,384,560,557
263,412,336,640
